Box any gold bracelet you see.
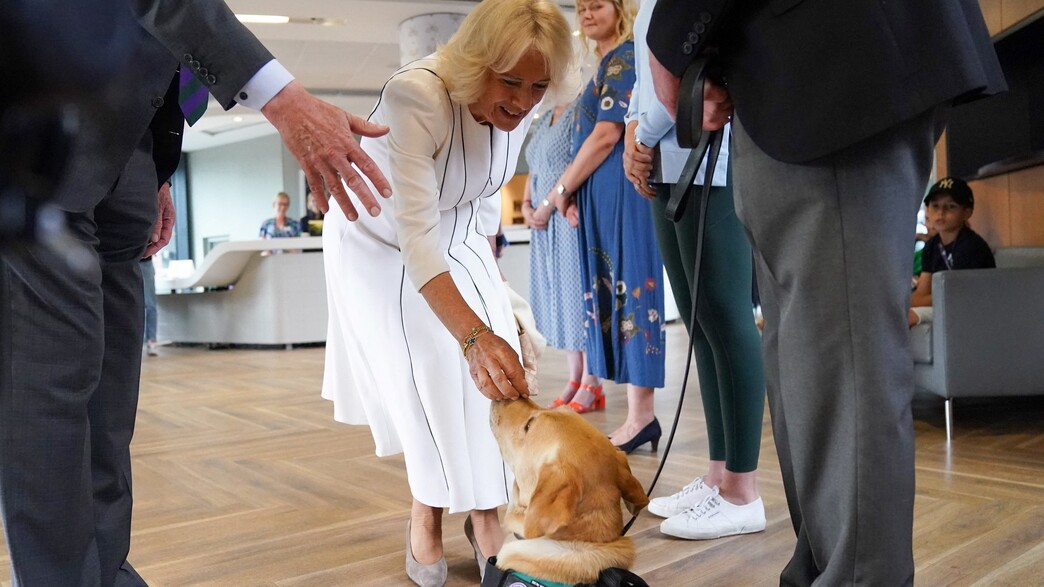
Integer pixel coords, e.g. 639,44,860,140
461,325,492,357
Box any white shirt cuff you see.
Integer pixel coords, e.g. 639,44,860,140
235,60,295,110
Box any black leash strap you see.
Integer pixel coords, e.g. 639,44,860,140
622,57,724,536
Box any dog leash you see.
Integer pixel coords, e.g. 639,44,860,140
622,57,724,536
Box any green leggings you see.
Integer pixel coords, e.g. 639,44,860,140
651,181,765,473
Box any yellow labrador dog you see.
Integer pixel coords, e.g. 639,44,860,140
489,397,649,584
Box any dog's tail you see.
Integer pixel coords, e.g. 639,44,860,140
495,535,636,585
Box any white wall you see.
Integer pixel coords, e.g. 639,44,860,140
186,135,303,262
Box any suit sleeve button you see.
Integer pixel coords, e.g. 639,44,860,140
206,74,217,85
151,97,164,108
682,42,693,55
700,11,712,23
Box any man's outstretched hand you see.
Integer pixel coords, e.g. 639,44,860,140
262,81,392,221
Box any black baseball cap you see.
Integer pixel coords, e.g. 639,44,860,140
924,177,974,208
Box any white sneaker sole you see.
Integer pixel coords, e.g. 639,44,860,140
660,520,767,540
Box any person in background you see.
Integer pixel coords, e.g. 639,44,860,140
909,176,995,326
912,205,939,287
623,0,766,541
140,255,159,356
646,0,1004,583
300,190,325,236
0,0,393,582
554,0,666,454
260,191,301,239
522,99,594,409
321,1,573,584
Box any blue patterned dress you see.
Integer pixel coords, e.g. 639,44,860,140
526,102,586,351
573,41,665,387
259,217,301,238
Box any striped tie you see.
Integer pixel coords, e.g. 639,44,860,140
178,68,209,126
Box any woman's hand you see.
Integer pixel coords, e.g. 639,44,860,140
529,194,555,231
565,203,579,228
466,334,530,401
521,201,536,227
623,123,657,200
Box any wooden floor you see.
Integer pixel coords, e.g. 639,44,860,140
3,324,1044,586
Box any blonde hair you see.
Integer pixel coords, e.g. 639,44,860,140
576,0,636,58
273,192,290,205
437,0,575,106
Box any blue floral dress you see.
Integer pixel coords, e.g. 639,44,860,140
526,102,586,351
573,40,665,387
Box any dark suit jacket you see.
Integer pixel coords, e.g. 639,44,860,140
56,0,273,211
647,0,1006,163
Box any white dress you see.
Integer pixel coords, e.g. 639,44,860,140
322,57,532,513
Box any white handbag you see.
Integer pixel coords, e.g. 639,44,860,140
504,283,546,396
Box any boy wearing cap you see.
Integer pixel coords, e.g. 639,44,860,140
909,176,995,325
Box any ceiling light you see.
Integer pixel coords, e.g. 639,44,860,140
236,14,290,24
297,17,346,26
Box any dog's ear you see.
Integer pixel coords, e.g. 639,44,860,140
614,451,649,515
523,463,582,539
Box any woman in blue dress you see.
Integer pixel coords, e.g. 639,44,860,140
523,99,599,408
548,0,666,452
259,191,301,239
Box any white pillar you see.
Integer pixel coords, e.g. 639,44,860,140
398,13,466,65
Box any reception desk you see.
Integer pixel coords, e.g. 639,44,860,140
157,238,327,345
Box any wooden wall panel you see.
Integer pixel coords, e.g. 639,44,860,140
1007,165,1044,246
958,3,1044,250
969,175,1012,247
1001,0,1044,29
979,0,1004,35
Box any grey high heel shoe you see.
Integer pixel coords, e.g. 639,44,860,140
463,515,488,581
405,520,448,587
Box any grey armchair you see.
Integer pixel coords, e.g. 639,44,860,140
911,247,1044,440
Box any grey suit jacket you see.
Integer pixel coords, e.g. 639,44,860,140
647,0,1006,164
56,0,273,211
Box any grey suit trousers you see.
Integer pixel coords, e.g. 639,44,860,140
730,109,943,586
0,132,156,586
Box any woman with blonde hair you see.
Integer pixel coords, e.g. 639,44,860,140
259,191,300,238
552,0,667,452
321,1,573,585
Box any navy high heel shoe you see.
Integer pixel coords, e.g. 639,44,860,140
613,418,662,454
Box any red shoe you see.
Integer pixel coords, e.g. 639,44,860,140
546,380,581,409
568,384,605,414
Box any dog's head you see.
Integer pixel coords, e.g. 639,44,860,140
490,398,649,542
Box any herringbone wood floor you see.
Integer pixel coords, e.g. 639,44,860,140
3,324,1043,586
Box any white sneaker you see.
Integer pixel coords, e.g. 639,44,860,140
146,341,159,357
660,494,766,540
647,477,718,518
